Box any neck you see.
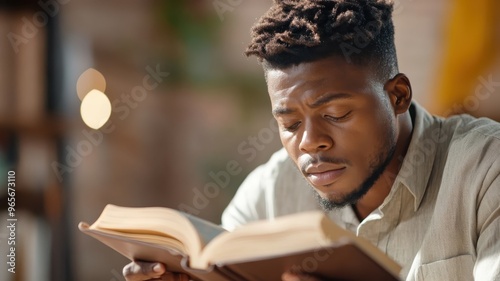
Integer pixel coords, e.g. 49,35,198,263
353,111,414,221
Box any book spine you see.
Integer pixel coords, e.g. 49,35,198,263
181,258,234,281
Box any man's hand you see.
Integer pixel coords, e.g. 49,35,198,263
123,261,190,281
281,272,324,281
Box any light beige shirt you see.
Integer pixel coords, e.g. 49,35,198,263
222,102,500,281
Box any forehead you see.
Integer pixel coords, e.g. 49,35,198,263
266,56,376,98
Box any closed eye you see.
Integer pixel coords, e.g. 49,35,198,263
325,111,351,122
284,121,301,132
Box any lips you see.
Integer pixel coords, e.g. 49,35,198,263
305,166,346,186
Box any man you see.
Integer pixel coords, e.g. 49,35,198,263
124,0,500,280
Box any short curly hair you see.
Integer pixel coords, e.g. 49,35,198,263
246,0,398,79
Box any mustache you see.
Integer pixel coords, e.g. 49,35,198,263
300,155,351,174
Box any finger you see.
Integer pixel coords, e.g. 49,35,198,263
123,261,166,280
282,272,301,281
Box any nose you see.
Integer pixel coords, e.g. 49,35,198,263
298,121,333,153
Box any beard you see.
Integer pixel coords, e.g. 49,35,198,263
312,128,397,212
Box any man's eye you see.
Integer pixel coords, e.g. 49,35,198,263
325,111,351,122
284,122,301,132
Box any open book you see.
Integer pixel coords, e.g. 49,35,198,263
79,204,401,281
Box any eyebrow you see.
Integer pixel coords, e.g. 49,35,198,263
272,107,296,117
272,92,353,117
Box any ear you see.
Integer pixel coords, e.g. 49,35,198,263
384,73,412,115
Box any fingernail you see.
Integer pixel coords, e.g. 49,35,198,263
282,272,300,281
153,263,163,273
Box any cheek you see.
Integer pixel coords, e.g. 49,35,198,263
279,131,311,172
338,108,394,166
279,131,299,159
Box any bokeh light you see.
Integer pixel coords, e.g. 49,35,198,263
76,68,107,101
80,89,112,130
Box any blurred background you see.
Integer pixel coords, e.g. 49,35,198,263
0,0,498,280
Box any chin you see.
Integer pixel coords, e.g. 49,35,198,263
311,181,348,199
310,179,367,210
313,189,351,211
313,187,344,203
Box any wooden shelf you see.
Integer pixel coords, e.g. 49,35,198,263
0,116,70,137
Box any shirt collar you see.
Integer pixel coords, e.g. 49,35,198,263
395,101,441,211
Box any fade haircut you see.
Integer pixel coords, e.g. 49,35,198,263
245,0,398,80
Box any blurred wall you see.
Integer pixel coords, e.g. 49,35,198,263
62,1,280,280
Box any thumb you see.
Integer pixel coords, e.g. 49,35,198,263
152,263,166,274
123,261,166,279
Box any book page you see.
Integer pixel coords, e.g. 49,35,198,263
196,211,334,268
180,212,226,246
90,205,204,258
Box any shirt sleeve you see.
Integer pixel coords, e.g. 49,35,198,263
474,158,500,280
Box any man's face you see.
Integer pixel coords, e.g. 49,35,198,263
267,56,398,210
